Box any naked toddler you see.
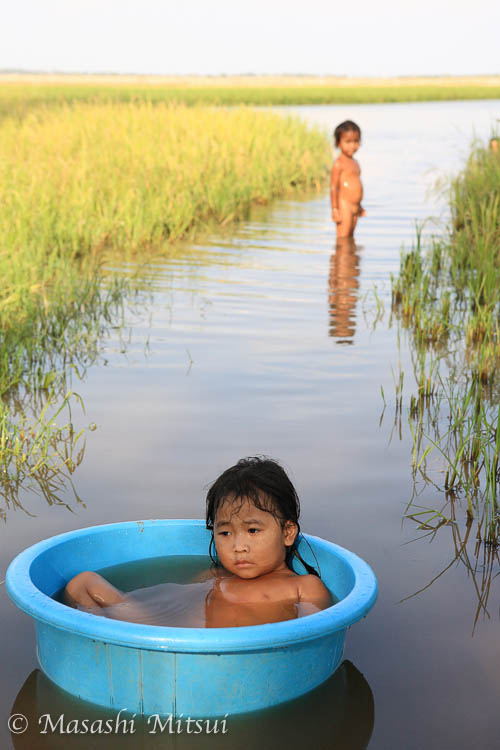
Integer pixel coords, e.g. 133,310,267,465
330,120,365,238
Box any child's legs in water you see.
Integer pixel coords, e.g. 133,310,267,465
336,200,359,238
64,571,125,608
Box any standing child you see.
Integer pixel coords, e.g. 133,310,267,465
330,120,365,238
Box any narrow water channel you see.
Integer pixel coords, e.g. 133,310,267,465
1,100,499,749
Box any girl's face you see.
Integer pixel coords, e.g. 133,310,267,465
214,496,298,579
338,130,360,157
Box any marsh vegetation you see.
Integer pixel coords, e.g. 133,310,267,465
0,96,329,509
391,138,500,545
2,75,500,119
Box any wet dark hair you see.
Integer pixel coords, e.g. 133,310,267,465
205,456,320,576
334,120,361,147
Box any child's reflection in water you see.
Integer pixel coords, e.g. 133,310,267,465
328,238,361,343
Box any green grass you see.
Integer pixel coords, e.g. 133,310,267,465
0,100,329,510
0,274,133,515
391,137,500,544
1,102,328,268
1,82,500,120
392,142,500,383
0,102,329,336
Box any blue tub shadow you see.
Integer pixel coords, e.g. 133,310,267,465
11,659,374,749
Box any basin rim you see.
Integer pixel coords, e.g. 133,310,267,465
6,519,378,653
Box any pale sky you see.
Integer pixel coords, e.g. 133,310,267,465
1,0,499,77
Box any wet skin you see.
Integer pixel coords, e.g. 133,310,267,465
330,130,365,238
64,499,332,627
206,498,332,626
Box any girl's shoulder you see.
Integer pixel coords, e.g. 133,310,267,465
297,574,333,609
331,155,343,171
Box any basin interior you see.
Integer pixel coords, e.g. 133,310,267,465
28,521,356,604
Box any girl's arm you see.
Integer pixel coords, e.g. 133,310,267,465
330,161,341,224
298,574,333,612
64,571,126,608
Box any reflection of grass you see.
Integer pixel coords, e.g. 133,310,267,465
1,273,127,397
0,277,132,516
403,497,499,633
391,138,500,543
407,376,500,543
0,385,87,520
2,76,500,117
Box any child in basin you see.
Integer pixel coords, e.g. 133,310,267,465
64,457,332,627
330,120,365,238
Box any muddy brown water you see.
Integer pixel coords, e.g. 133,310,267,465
1,101,499,749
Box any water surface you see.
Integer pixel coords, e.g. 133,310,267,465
1,100,499,749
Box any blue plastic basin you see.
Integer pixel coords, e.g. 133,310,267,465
6,519,377,716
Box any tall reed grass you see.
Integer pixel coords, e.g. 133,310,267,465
393,143,500,383
391,138,500,543
0,101,329,506
1,102,328,332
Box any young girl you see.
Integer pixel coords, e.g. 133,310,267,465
64,457,332,628
330,120,365,239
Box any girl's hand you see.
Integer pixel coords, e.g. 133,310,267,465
332,208,341,224
64,571,125,608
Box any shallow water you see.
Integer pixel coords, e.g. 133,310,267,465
72,555,332,628
99,554,212,590
1,100,500,749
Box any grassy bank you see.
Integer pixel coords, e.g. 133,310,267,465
0,101,329,506
0,102,328,326
391,138,500,543
2,75,500,119
1,101,328,333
